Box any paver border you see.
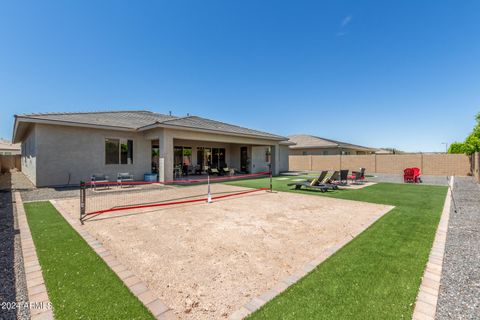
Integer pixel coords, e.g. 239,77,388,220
15,191,54,320
229,204,394,320
412,177,453,320
49,199,174,320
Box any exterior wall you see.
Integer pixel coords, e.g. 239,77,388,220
289,148,373,156
278,145,290,172
290,148,339,156
21,125,37,185
144,127,281,181
173,139,232,169
289,154,471,176
35,124,150,187
24,123,285,186
251,146,270,173
0,155,21,173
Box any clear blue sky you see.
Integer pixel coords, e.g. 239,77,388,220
1,1,479,151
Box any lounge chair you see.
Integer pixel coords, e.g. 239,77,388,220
288,177,329,192
326,170,348,185
117,172,134,187
306,171,328,183
288,170,338,191
91,174,109,190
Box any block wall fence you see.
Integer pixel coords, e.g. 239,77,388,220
289,154,471,176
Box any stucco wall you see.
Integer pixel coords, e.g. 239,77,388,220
289,148,372,156
278,145,290,172
21,125,37,185
251,146,271,173
144,127,282,180
35,124,150,187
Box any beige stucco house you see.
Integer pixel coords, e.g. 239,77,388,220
0,139,21,155
288,134,376,156
12,111,290,187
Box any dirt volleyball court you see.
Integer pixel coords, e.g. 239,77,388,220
54,184,393,319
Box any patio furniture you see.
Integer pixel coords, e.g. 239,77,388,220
194,165,202,175
208,167,220,176
288,170,338,191
288,177,329,192
117,172,134,187
404,167,422,183
327,170,348,185
91,174,109,190
306,171,328,183
221,167,230,176
348,168,366,183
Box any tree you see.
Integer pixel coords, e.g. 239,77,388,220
452,112,480,155
448,142,465,154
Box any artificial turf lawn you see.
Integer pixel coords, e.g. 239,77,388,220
227,178,447,319
24,201,154,320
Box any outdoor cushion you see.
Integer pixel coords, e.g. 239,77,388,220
310,178,318,186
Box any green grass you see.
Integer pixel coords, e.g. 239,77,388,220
227,177,447,319
24,201,154,320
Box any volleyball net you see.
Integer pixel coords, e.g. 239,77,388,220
79,171,272,223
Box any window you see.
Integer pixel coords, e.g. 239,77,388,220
105,138,133,165
323,150,328,155
302,151,308,155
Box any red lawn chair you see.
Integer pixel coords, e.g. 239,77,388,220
412,167,422,183
403,168,414,183
404,167,422,183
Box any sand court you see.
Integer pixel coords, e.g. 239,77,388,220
54,184,393,319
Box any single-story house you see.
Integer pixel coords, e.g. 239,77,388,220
287,134,376,156
0,139,21,155
12,111,291,187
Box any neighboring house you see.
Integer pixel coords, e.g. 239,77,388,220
12,111,290,187
375,148,395,154
287,134,376,156
0,139,21,155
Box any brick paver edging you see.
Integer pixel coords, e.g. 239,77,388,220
49,200,174,320
229,206,394,320
412,177,454,320
14,192,54,320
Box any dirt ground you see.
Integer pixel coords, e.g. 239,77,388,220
55,184,393,320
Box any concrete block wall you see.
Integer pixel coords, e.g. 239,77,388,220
289,154,471,176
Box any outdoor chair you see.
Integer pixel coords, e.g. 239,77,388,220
208,167,220,176
306,171,328,183
404,167,422,183
288,170,338,191
221,167,230,176
348,168,366,183
117,172,134,188
327,170,348,185
287,177,329,193
91,174,109,190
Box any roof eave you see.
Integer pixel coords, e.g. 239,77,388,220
138,122,288,141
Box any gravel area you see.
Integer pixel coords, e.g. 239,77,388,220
369,173,450,185
0,182,30,319
436,177,480,319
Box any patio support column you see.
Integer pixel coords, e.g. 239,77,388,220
158,130,173,182
271,144,280,176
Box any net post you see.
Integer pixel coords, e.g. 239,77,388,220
80,180,86,224
207,174,212,203
269,164,273,192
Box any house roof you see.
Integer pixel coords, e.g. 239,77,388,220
0,139,21,151
287,134,376,152
13,111,288,142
